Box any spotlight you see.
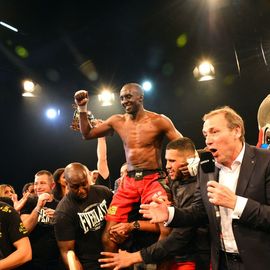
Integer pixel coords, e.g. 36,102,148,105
23,80,35,92
22,79,39,97
142,81,152,92
193,60,215,82
98,90,115,106
0,21,18,32
46,108,60,119
22,92,35,97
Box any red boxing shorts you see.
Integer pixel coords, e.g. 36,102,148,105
106,170,168,222
171,261,196,270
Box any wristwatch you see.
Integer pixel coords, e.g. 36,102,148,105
133,220,140,230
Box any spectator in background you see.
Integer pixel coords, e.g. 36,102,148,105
0,201,32,269
0,184,15,198
114,163,128,193
89,136,111,189
0,184,30,212
53,168,67,201
20,170,64,270
22,183,35,197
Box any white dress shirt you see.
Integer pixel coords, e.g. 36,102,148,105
216,144,247,253
166,145,248,253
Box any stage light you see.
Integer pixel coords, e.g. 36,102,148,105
22,92,35,97
46,108,60,119
98,90,115,106
22,79,38,97
0,21,18,32
193,60,215,81
15,46,29,58
23,80,35,92
176,33,187,48
142,81,152,92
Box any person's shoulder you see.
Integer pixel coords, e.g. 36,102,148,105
145,110,172,126
0,202,18,218
0,201,14,211
56,194,71,208
107,114,125,121
47,198,59,209
20,196,38,213
145,110,169,119
92,184,111,192
105,114,125,127
91,185,113,197
55,195,76,216
245,144,270,164
247,143,270,156
0,197,14,207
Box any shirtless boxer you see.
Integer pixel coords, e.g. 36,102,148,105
74,82,182,251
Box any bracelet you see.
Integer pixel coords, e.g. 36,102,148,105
77,104,88,113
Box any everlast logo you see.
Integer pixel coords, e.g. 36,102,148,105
38,208,53,224
78,200,108,234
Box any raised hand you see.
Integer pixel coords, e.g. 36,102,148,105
74,90,89,108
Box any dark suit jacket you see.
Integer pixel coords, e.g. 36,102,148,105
170,143,270,270
141,177,210,269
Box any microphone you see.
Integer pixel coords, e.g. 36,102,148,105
200,151,220,218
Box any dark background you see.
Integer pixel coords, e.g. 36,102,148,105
1,0,270,193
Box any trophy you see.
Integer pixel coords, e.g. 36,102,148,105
70,104,95,131
70,104,114,136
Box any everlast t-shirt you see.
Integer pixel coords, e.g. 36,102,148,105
54,185,113,270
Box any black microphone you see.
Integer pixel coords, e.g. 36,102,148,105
200,151,220,218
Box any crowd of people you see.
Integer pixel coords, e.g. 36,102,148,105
1,83,270,270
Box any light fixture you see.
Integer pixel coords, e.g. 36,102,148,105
45,108,60,119
0,21,18,32
22,79,37,97
23,80,35,92
142,81,153,92
193,60,215,81
98,90,115,106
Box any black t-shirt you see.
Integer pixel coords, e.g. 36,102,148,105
0,202,28,259
95,174,111,189
20,197,60,264
55,185,113,270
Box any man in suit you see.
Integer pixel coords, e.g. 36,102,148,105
140,106,270,270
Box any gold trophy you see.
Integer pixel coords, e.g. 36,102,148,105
70,104,96,131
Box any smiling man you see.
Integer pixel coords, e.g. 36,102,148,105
74,83,182,252
20,170,63,270
140,106,270,270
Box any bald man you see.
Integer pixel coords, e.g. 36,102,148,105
74,83,182,251
54,162,113,270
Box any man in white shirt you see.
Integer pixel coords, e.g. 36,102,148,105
140,106,270,270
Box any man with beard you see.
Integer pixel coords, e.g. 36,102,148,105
54,162,113,270
99,137,210,270
74,83,182,252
